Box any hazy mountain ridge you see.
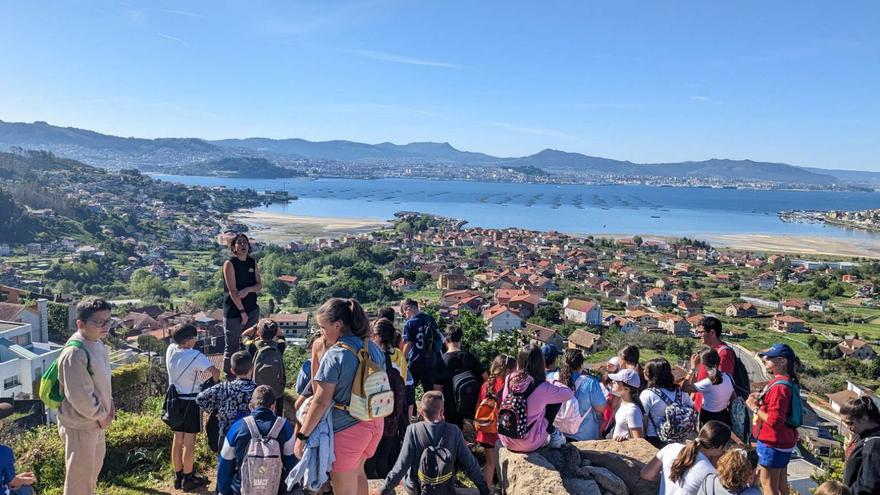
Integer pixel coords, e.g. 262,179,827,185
1,119,876,185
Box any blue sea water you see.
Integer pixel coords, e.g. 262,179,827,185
153,175,880,241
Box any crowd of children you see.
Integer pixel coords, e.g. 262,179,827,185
32,289,880,495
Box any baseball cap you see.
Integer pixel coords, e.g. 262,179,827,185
607,356,620,372
542,344,561,363
608,368,641,388
759,343,796,360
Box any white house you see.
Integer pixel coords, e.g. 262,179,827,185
563,297,602,326
0,299,53,344
0,320,63,398
483,305,524,340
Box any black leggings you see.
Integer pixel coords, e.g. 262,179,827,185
700,408,732,429
545,403,562,433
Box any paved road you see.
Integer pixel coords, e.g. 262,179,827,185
729,342,770,383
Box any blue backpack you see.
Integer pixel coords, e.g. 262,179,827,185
760,379,803,428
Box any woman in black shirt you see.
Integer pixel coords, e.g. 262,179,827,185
222,233,262,378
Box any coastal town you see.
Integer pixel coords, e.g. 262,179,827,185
1,150,879,493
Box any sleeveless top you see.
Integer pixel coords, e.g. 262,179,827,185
224,256,259,318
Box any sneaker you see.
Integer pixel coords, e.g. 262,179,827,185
549,427,566,448
182,473,208,492
173,471,183,490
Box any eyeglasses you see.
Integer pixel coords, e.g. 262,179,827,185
88,318,113,328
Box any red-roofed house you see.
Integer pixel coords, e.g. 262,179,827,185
568,329,606,353
391,277,417,291
726,303,758,318
269,312,310,339
278,275,299,287
657,314,691,336
483,305,524,340
507,293,543,319
837,339,877,360
563,297,602,325
524,323,565,350
772,314,806,333
644,288,673,307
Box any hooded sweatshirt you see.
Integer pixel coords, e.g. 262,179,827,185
498,372,573,453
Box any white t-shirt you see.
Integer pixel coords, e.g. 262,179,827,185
166,344,213,399
640,387,695,437
658,443,717,495
612,401,644,439
693,374,734,413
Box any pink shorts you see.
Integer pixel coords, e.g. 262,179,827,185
332,419,384,472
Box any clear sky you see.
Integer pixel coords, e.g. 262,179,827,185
1,1,878,170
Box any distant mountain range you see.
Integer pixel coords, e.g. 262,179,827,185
2,119,878,186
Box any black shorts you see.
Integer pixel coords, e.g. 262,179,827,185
406,384,415,407
171,399,202,434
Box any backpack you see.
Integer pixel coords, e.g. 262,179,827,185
648,388,697,444
39,340,92,409
253,340,286,398
415,423,456,495
240,415,286,495
720,345,751,400
474,393,499,434
383,350,407,438
335,338,395,421
497,380,537,439
553,375,593,436
452,371,480,421
759,379,803,429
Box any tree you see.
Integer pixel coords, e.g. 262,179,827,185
48,302,71,337
130,269,169,301
534,302,563,324
266,278,290,301
137,334,166,354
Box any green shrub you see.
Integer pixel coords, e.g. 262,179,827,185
13,409,216,494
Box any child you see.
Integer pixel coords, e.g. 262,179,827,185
698,448,760,495
379,391,489,495
746,344,800,495
217,385,296,495
608,368,645,441
557,349,607,441
475,354,515,490
196,351,258,450
57,297,115,495
166,323,220,490
682,349,735,428
498,345,573,452
242,319,286,416
641,420,731,495
365,318,408,480
814,481,851,495
0,403,37,495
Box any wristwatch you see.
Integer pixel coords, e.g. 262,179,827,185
296,431,310,441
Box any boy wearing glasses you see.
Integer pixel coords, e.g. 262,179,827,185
57,297,115,495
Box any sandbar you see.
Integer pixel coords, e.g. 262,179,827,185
230,209,389,245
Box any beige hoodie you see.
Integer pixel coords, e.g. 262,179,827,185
57,332,113,430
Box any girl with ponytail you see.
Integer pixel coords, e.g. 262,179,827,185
745,343,800,495
558,349,608,441
475,354,516,490
682,348,735,428
294,298,386,495
641,420,731,495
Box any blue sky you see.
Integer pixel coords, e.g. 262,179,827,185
1,1,878,170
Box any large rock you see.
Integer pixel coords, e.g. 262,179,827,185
562,477,601,495
582,466,627,495
572,439,660,495
498,447,570,494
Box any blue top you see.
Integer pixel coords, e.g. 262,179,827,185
295,359,312,396
217,408,296,495
403,312,441,364
0,445,14,495
314,334,386,432
567,372,607,441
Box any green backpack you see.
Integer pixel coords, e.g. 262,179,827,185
39,340,93,409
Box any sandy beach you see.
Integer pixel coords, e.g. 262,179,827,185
230,209,389,245
703,234,880,259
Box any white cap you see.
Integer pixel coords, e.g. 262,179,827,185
608,368,640,388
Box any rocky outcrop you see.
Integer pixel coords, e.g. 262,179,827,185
572,439,660,495
498,441,644,495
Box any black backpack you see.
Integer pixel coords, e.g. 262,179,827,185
253,340,286,398
452,371,480,421
497,381,537,439
415,423,456,495
383,351,407,438
722,345,751,399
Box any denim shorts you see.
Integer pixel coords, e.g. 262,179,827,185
756,440,793,468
